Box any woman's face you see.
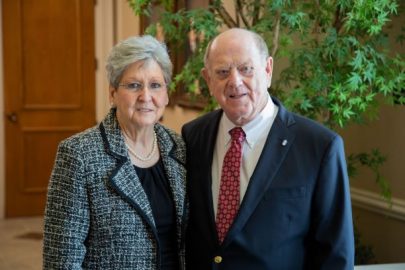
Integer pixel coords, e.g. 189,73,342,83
110,59,168,131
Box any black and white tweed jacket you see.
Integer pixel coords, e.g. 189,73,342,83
43,109,187,269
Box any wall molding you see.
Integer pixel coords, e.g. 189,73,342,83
351,187,405,222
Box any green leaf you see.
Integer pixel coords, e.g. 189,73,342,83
347,72,363,90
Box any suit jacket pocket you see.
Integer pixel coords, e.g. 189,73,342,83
241,185,311,251
263,185,307,200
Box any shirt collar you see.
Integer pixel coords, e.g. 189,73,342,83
221,94,277,148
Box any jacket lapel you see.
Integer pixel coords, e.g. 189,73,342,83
224,100,296,246
156,124,187,234
192,110,223,237
109,160,156,227
205,111,224,233
99,109,156,229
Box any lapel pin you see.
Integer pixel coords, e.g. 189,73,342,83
281,139,288,146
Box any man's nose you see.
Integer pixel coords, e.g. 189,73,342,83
228,68,243,87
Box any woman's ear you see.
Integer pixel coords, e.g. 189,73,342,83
109,86,116,107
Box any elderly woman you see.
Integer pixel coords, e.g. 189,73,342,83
43,35,186,270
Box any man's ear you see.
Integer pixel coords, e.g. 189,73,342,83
201,67,213,95
265,57,273,76
201,67,210,85
265,57,273,87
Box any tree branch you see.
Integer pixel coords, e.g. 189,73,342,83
234,1,240,26
212,3,237,28
271,11,281,57
236,0,250,28
312,0,321,34
251,0,261,26
333,6,344,34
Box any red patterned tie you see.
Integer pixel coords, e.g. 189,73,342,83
216,127,246,243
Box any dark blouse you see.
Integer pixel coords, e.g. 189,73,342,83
134,159,179,270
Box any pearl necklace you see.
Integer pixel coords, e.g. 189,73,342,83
125,131,158,162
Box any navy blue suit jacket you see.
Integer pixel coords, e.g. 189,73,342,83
181,98,354,270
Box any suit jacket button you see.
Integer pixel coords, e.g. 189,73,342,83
214,256,222,263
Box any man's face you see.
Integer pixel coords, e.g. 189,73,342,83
202,30,273,126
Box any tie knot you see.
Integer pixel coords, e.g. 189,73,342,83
229,127,245,142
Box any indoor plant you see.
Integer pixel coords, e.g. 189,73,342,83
129,0,404,263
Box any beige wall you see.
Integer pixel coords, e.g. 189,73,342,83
342,4,405,198
339,7,405,263
353,206,405,263
95,0,141,123
1,1,404,264
341,103,405,263
94,0,115,123
341,104,405,198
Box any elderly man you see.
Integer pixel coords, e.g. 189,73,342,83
182,28,354,270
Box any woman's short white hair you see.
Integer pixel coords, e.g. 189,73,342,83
106,35,172,88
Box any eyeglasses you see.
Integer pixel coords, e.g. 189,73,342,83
118,81,166,92
213,64,255,80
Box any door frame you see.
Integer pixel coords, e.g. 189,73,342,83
0,0,140,218
0,1,5,219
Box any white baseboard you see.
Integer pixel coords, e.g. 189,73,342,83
351,187,405,221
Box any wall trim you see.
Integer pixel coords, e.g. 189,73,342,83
351,187,405,222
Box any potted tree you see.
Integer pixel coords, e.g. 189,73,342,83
129,0,405,263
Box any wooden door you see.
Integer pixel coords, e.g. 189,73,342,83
2,0,96,217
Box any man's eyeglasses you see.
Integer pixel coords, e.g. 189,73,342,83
213,64,255,80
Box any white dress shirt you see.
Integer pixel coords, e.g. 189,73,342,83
212,94,279,217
